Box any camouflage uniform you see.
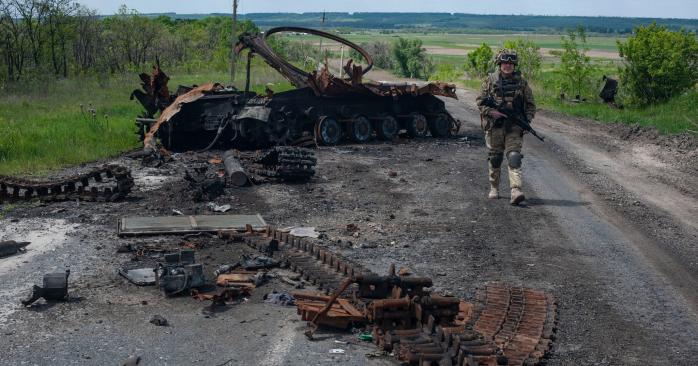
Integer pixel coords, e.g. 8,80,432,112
476,51,536,204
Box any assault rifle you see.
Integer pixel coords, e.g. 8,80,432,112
482,96,544,142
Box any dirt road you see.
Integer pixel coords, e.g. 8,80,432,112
0,89,697,365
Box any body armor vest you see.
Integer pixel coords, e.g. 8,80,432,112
494,72,524,111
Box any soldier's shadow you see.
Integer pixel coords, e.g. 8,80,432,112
522,198,590,207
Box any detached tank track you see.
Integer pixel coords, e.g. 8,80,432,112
472,284,557,366
0,165,134,203
243,229,557,365
245,226,374,293
242,146,316,181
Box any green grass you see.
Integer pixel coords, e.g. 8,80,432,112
0,76,142,176
537,89,698,134
456,67,697,135
0,64,294,176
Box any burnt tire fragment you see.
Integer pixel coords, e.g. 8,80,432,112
404,113,429,138
315,116,342,146
348,115,373,143
376,116,399,141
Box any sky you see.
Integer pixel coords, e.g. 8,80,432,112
79,0,698,19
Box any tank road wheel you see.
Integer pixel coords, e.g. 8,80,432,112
315,116,342,146
405,113,429,138
348,115,373,143
376,116,399,141
428,113,451,138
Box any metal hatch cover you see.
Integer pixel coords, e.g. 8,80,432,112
117,214,267,236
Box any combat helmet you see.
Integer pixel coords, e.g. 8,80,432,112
495,49,518,65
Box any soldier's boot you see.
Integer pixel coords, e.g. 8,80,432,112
488,167,500,199
508,168,526,205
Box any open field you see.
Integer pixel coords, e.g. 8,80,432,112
286,31,622,58
0,66,292,176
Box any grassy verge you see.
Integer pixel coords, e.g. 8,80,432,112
0,64,294,176
536,89,698,134
453,68,697,135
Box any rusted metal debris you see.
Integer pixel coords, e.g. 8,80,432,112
236,227,557,366
0,165,133,203
142,83,222,151
130,60,172,119
237,27,457,100
133,26,460,152
230,146,317,182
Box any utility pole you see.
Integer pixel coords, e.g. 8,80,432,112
339,45,344,78
230,0,239,85
317,11,325,70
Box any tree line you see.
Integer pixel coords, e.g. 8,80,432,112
0,2,256,83
240,12,698,34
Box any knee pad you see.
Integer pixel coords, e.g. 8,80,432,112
507,151,523,169
488,152,504,168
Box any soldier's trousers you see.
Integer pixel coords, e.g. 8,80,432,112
485,125,523,154
485,125,524,190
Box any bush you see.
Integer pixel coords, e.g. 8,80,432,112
465,43,493,78
559,27,597,98
351,41,392,69
503,39,542,80
429,63,462,82
391,38,430,79
617,23,698,104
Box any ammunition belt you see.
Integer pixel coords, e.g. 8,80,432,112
0,164,134,203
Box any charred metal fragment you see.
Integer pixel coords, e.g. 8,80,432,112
0,240,30,258
22,270,70,306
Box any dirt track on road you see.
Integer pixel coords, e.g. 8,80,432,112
1,89,697,365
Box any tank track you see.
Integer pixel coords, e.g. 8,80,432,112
473,284,557,366
245,226,374,293
0,165,134,203
242,228,557,365
241,146,316,181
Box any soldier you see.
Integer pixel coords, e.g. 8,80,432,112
476,49,536,205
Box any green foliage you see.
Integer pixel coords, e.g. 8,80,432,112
0,4,261,83
351,41,392,69
0,65,291,176
537,87,698,134
559,27,597,98
391,38,431,79
429,63,463,82
617,23,698,105
503,39,542,80
465,43,493,78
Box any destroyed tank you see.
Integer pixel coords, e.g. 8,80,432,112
132,27,459,151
